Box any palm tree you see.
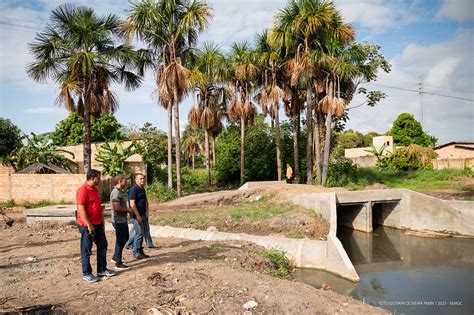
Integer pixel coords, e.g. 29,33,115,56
27,4,143,174
124,0,212,196
226,42,258,185
255,31,286,181
181,124,204,169
188,42,226,185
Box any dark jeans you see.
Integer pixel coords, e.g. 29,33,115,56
79,223,108,276
126,216,154,248
112,222,129,265
131,218,145,257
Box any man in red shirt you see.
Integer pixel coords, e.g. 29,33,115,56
76,169,115,282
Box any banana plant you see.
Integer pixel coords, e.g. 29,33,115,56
95,140,136,176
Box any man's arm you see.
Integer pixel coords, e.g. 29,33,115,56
112,201,129,213
146,197,150,218
130,199,142,224
77,204,95,234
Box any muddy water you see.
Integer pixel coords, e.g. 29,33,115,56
293,226,474,314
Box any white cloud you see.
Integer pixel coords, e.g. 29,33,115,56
436,0,474,21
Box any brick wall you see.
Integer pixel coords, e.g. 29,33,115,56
0,174,85,203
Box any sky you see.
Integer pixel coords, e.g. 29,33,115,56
0,0,473,145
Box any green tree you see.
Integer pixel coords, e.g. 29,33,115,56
27,4,143,174
124,0,212,196
135,122,168,183
332,130,367,159
12,133,75,171
181,124,204,170
52,112,123,146
0,118,23,166
389,113,433,147
95,139,136,176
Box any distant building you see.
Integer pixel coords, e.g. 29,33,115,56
433,142,474,169
345,136,393,167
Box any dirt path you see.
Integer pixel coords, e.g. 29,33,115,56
0,213,386,314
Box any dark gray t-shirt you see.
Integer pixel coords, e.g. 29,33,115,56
110,187,128,224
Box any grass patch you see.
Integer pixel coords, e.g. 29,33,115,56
149,194,329,239
262,249,293,278
0,199,70,209
348,167,472,191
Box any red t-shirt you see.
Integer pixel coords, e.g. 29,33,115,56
76,183,103,226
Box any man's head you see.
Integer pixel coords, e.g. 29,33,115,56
86,169,101,187
134,173,145,187
114,175,128,189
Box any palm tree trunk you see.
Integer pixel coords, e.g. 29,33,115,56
212,136,216,168
306,87,313,184
314,111,322,185
173,93,182,196
293,113,300,183
192,154,195,170
167,103,173,189
205,129,211,186
83,109,92,174
321,80,334,186
275,106,282,181
240,116,245,185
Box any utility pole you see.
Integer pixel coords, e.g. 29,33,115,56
418,75,424,126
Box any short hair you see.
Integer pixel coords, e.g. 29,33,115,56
134,173,145,180
114,175,128,185
86,169,101,181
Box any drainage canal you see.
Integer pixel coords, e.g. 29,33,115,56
293,225,474,314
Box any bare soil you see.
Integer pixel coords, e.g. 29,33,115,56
0,212,386,314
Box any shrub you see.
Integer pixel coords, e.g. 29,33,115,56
327,157,358,187
262,249,293,278
146,182,177,202
380,144,437,171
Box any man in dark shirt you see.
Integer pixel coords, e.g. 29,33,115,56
128,173,150,259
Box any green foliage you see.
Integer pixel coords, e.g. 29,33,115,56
52,113,123,146
95,140,136,176
262,249,293,278
146,181,177,203
378,144,437,171
350,167,472,192
215,125,241,185
0,118,23,163
327,157,359,187
12,133,75,171
389,113,434,147
135,122,168,183
332,130,374,159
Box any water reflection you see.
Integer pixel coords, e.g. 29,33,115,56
294,226,474,314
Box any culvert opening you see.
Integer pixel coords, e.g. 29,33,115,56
372,201,399,230
336,203,365,230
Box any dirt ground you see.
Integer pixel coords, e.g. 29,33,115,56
0,211,386,314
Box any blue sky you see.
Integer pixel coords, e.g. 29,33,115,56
0,0,473,144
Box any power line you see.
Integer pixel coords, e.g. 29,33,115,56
0,16,45,27
367,82,474,102
0,21,37,31
377,77,473,95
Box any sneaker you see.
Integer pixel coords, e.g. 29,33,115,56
97,269,116,277
140,252,150,258
110,258,116,264
147,245,155,248
115,263,131,270
125,245,132,250
82,274,99,283
134,253,148,260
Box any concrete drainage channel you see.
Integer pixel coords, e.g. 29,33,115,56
25,187,474,283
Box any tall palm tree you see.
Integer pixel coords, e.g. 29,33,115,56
255,31,286,181
124,0,212,196
226,42,258,185
181,124,203,169
188,42,226,185
27,4,143,173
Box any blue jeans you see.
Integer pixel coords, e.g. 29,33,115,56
79,224,108,276
131,218,146,257
126,216,154,248
112,222,129,265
